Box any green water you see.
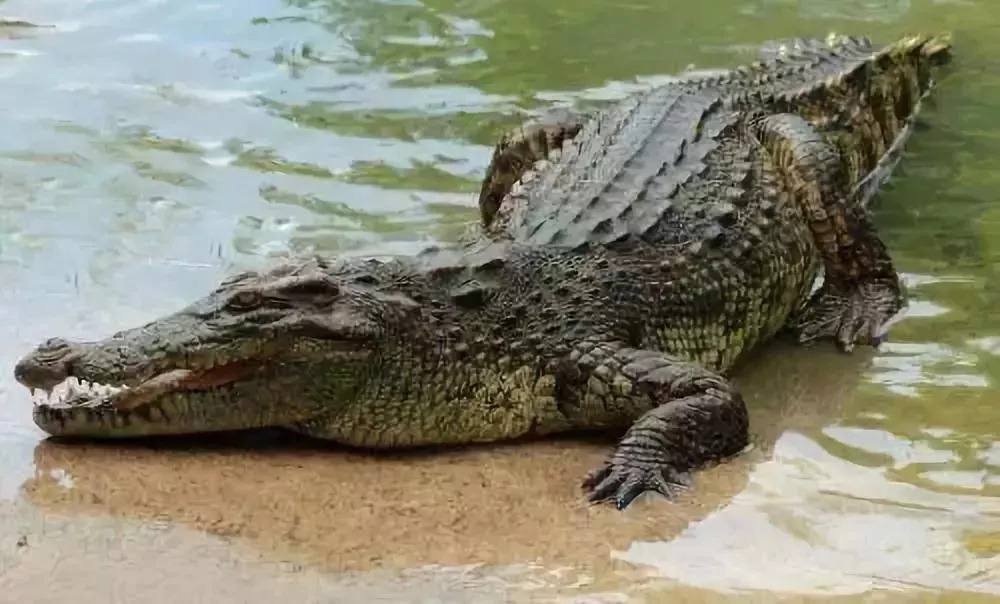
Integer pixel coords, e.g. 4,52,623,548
1,0,999,601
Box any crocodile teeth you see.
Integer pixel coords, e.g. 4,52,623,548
31,377,131,408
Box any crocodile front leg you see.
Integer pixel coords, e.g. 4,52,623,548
750,112,905,351
478,107,588,229
556,341,750,510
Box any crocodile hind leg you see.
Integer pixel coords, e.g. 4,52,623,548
750,112,905,351
557,341,750,510
478,107,588,230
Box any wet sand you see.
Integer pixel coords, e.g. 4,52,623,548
0,340,928,602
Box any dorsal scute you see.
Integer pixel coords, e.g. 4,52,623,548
507,88,728,250
482,33,951,254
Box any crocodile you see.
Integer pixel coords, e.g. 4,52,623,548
13,33,951,509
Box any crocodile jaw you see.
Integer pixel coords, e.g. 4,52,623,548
15,334,369,438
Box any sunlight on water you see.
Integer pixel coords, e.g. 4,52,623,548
617,432,1000,595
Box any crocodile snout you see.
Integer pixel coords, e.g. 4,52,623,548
14,338,79,391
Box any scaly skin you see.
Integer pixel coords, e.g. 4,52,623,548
476,32,950,349
13,34,951,509
479,33,951,242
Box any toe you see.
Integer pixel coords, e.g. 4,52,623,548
613,475,645,510
587,476,621,504
582,464,611,490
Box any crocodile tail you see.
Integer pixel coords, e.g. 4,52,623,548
887,33,953,86
887,33,953,99
905,33,953,65
844,33,952,203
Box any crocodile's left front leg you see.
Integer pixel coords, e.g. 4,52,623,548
751,112,906,351
557,341,750,510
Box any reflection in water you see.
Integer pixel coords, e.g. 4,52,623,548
1,0,999,600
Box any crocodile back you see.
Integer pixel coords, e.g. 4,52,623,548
495,34,951,251
504,87,731,248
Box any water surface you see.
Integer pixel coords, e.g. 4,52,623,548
1,0,999,601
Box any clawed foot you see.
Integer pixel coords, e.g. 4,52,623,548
582,456,692,510
793,278,905,352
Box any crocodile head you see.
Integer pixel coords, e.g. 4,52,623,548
14,257,418,438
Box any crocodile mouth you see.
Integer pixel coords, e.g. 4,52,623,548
20,333,372,416
31,361,263,411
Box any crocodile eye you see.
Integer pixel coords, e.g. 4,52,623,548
227,290,263,311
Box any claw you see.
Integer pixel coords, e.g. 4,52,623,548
794,279,903,352
613,477,645,510
582,466,606,488
582,459,692,510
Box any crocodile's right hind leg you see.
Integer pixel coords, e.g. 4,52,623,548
478,107,588,231
750,111,906,351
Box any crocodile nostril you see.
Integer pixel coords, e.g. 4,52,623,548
13,359,30,383
40,337,70,351
14,338,77,389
